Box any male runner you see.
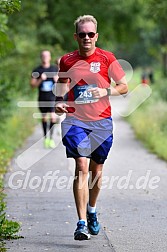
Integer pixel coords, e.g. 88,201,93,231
55,15,128,240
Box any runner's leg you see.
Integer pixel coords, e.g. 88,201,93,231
73,157,89,221
88,159,103,207
49,112,57,139
42,113,48,138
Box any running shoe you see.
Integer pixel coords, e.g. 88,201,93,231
74,221,90,240
87,212,100,235
44,138,50,148
49,139,56,148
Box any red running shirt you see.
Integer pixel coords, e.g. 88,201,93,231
59,47,125,121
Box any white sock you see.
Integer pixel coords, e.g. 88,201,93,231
87,203,96,213
79,219,87,226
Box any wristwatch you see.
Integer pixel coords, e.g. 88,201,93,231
106,88,112,96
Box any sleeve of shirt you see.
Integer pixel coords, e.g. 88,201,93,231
59,56,67,73
108,55,125,82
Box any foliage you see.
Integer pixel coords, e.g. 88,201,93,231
46,0,143,51
146,0,167,76
0,0,21,14
3,0,167,72
127,74,167,161
0,190,21,240
0,0,166,69
0,98,37,154
38,0,161,69
0,198,21,240
0,150,9,175
0,0,21,56
147,0,167,23
158,84,167,101
0,30,14,56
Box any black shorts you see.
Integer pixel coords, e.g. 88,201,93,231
38,101,55,113
38,91,55,114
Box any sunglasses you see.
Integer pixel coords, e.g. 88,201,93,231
77,32,96,39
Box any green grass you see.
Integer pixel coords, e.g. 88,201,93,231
0,104,37,173
128,100,167,159
127,70,167,161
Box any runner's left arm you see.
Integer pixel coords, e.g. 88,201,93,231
88,76,128,98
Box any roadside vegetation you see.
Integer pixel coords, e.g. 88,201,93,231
127,69,167,161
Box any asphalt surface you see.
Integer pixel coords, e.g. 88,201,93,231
4,101,167,252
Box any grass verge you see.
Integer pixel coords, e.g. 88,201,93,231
127,70,167,161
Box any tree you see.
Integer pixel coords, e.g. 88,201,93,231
0,0,21,56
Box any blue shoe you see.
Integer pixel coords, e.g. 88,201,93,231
87,212,100,235
74,221,90,240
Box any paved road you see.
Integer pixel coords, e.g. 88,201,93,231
4,103,167,252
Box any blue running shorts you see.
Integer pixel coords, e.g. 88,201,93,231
61,116,113,164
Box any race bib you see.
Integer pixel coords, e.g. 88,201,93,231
41,81,53,92
74,84,99,104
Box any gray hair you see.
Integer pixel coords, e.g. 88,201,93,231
74,15,97,33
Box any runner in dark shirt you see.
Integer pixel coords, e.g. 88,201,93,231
30,50,58,148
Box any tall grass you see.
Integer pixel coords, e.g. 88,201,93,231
0,99,37,175
128,100,167,160
127,69,167,161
